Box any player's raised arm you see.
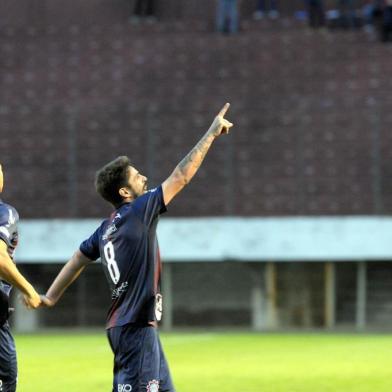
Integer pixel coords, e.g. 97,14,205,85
0,240,41,308
40,249,93,307
162,103,233,205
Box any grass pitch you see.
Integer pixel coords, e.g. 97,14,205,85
16,332,392,391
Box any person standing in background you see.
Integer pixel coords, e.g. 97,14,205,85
381,0,392,41
132,0,156,23
216,0,240,34
337,0,357,28
362,0,383,33
306,0,325,28
253,0,280,20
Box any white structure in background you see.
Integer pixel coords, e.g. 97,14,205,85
15,217,392,331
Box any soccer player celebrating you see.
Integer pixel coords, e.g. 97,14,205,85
0,164,41,392
40,103,233,392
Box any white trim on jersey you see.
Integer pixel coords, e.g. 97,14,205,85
0,226,10,239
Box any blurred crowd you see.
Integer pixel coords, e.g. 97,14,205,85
129,0,392,42
215,0,392,42
131,0,157,23
305,0,392,42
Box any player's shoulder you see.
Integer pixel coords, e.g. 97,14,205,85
97,217,110,233
146,186,161,195
0,201,18,224
136,186,162,202
81,218,109,247
0,201,17,212
128,187,158,209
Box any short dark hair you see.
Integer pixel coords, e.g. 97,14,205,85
95,156,131,206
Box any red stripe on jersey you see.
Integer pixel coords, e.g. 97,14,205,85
154,245,162,292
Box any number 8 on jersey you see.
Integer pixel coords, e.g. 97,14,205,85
103,241,120,284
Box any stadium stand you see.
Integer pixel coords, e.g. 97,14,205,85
1,11,389,217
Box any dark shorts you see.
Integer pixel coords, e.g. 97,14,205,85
107,325,175,392
0,323,17,392
0,291,10,327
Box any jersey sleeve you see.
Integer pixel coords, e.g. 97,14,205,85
79,225,102,261
0,206,15,248
133,185,167,226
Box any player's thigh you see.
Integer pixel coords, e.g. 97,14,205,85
111,326,159,392
157,337,175,392
139,329,177,392
0,324,17,392
108,325,139,392
0,379,17,392
119,326,163,392
138,329,160,391
111,325,175,392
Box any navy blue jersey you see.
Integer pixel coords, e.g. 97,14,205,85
80,186,167,329
0,201,19,298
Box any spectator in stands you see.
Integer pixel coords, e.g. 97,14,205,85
132,0,156,23
216,0,239,34
306,0,325,28
362,0,383,33
253,0,280,20
381,0,392,41
336,0,357,28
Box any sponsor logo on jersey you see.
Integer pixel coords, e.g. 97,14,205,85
147,380,159,392
112,281,129,299
103,224,117,240
118,384,132,392
0,379,3,391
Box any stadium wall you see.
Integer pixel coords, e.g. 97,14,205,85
1,17,392,219
13,260,392,331
10,218,392,332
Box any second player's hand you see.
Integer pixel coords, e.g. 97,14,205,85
39,295,56,308
208,103,234,137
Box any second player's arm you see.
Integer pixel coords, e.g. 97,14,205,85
0,240,41,308
41,249,92,307
162,103,233,205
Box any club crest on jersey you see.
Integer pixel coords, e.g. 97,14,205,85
103,224,117,240
147,380,159,392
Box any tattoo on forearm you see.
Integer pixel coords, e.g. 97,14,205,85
177,134,214,182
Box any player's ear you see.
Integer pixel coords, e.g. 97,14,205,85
118,187,131,199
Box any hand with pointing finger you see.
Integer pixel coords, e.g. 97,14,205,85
208,103,234,138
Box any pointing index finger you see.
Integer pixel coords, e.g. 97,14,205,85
218,103,230,117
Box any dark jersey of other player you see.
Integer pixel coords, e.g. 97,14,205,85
0,201,19,307
80,186,167,329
